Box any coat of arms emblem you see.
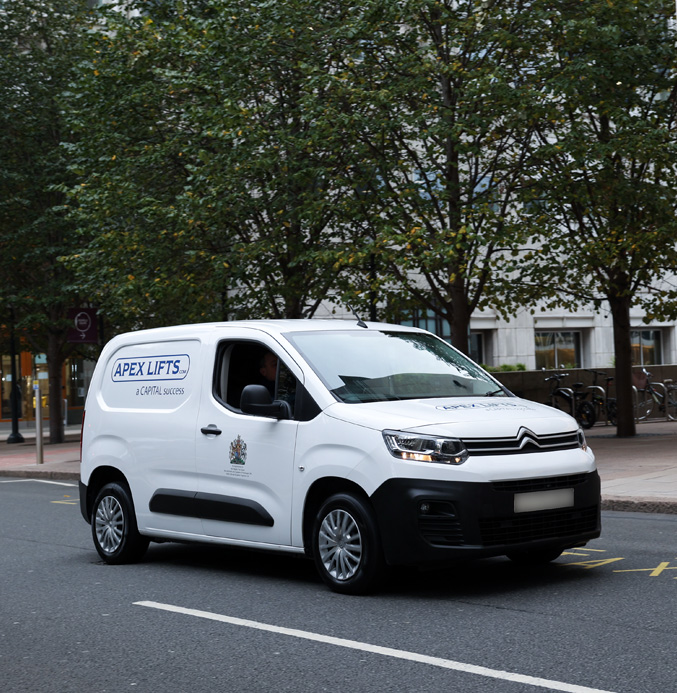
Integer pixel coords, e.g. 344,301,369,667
229,435,247,465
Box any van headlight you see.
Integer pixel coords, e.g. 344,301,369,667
383,430,469,465
577,428,587,451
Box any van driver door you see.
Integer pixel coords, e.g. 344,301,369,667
194,336,299,547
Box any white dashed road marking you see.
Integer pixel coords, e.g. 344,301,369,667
0,479,76,487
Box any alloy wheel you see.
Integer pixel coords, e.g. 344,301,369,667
318,508,363,581
95,495,124,555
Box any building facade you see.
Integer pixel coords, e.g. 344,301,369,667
398,305,676,371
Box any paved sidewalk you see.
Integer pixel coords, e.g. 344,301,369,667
0,426,81,481
1,421,676,513
584,420,677,514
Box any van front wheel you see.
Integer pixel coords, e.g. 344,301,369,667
91,482,149,564
312,493,386,595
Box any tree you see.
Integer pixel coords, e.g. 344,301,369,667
67,0,365,324
65,2,220,331
0,0,96,443
520,0,677,436
329,0,547,350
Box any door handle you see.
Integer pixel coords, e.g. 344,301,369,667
201,425,222,436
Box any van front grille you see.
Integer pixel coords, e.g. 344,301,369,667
491,474,589,494
479,506,598,546
463,428,580,456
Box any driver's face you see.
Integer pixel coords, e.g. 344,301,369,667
260,353,278,382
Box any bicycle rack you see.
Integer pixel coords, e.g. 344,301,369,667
665,380,677,422
587,385,609,425
632,385,640,424
554,387,575,417
632,381,672,423
653,381,669,422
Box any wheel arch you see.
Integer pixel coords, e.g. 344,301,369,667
302,477,372,557
83,466,130,524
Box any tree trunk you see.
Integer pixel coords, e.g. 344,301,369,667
47,333,65,444
446,281,471,355
608,293,636,437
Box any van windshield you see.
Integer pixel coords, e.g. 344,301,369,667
286,330,507,403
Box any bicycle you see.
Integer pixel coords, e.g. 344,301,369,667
632,368,667,421
544,372,596,429
662,378,677,421
585,369,617,426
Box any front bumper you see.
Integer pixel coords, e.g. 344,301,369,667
370,471,601,566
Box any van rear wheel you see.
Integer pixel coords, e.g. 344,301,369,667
91,482,148,564
312,493,385,595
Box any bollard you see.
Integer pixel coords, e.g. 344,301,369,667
34,382,43,465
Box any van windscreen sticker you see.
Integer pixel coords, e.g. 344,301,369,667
436,401,532,411
111,354,190,382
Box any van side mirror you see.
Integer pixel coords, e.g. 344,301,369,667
240,384,292,420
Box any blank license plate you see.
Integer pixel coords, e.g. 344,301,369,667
514,488,574,513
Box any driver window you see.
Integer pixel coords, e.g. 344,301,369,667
277,360,296,411
216,341,296,416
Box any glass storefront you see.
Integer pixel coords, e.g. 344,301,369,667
0,355,17,422
0,353,94,425
66,358,95,424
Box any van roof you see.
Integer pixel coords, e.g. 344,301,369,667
217,319,421,334
111,319,424,340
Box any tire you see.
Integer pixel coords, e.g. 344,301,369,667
606,399,618,426
312,493,386,595
507,548,564,565
91,482,149,564
575,401,596,429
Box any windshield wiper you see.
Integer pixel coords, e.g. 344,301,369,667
484,388,505,397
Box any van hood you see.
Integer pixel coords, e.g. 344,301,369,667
324,396,579,438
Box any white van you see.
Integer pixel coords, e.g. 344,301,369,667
79,320,600,593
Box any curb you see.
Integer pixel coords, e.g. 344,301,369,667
0,468,79,481
601,497,677,515
0,433,81,445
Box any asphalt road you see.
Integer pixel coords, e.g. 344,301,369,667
1,478,676,693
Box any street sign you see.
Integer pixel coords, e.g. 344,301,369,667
67,308,98,343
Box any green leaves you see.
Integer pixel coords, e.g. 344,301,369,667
63,0,371,323
4,0,677,402
0,0,94,327
327,0,548,345
522,0,677,312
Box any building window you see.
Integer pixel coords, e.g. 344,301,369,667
401,308,439,336
401,309,485,363
469,333,484,365
535,331,581,370
631,330,662,365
